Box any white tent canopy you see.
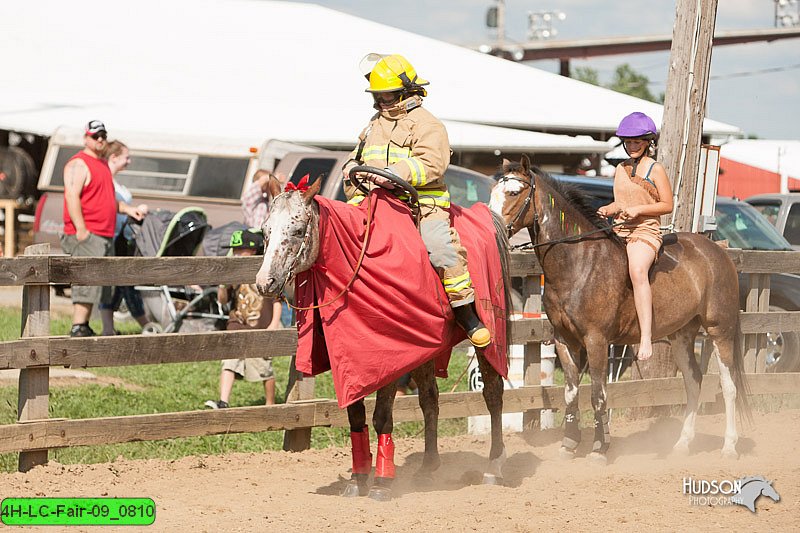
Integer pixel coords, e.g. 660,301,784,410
443,121,612,153
0,0,740,151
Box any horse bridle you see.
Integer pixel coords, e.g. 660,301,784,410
497,173,535,238
499,172,624,250
268,201,315,300
276,191,378,311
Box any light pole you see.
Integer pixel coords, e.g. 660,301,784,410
480,3,568,64
485,0,506,47
527,10,566,40
775,0,800,27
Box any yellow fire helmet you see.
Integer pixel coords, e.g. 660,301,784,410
366,54,429,95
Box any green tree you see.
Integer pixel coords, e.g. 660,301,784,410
606,63,658,103
572,66,600,86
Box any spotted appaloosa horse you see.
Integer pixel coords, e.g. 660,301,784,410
490,155,750,462
255,175,512,500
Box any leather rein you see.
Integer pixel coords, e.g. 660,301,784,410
498,173,623,250
279,191,377,312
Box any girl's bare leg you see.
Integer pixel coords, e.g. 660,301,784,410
627,241,657,360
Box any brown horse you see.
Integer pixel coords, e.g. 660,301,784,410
255,175,512,500
490,155,750,462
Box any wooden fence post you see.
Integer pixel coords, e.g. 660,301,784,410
282,355,315,451
744,273,770,373
17,243,51,471
522,275,541,430
0,199,18,258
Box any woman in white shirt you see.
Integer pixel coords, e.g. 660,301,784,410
99,140,150,335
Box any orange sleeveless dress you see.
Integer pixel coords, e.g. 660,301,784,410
612,161,663,254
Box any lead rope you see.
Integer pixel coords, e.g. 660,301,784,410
283,191,376,311
531,221,627,249
510,220,628,251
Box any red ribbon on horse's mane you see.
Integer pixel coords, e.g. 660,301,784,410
285,174,310,192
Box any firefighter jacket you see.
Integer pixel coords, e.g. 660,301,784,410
344,96,452,208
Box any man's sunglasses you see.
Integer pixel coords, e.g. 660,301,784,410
90,132,107,141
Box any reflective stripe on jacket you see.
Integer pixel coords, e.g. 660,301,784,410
346,97,452,208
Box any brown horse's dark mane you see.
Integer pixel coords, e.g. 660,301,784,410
534,169,624,246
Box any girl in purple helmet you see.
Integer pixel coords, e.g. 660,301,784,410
597,112,674,361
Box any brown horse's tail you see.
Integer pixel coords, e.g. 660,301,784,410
490,211,513,355
732,316,753,425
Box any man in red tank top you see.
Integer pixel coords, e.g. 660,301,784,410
60,120,145,337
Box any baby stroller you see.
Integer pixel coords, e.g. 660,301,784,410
128,207,227,333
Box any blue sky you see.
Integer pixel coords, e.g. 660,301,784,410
292,0,799,139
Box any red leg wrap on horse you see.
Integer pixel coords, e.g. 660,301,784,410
350,426,372,475
375,434,396,479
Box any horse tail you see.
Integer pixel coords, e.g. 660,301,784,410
732,316,753,425
491,211,513,354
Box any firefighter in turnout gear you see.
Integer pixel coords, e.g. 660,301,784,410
342,54,490,348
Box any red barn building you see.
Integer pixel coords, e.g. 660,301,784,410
719,140,800,199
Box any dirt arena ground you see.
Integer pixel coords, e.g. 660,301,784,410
1,408,797,532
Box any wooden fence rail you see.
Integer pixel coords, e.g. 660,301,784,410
3,373,800,455
1,247,799,471
0,312,794,371
0,248,797,286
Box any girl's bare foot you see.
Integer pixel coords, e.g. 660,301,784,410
637,339,653,360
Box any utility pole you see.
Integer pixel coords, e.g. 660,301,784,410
659,0,719,232
631,0,720,390
497,0,506,47
486,0,506,47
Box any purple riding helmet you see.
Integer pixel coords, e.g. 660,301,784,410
616,112,658,139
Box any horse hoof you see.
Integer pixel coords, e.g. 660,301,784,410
587,452,608,465
558,446,577,461
367,486,392,502
413,471,435,487
420,456,442,473
341,480,366,498
672,443,690,457
482,473,504,486
721,448,739,460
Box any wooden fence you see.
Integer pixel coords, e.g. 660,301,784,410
1,245,800,472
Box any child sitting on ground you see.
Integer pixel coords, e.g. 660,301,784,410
205,229,282,408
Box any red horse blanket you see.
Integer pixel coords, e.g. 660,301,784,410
295,191,508,407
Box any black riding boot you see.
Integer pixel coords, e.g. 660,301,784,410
453,303,491,348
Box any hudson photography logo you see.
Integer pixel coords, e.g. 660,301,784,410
682,475,781,512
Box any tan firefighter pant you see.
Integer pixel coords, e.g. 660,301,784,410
419,205,474,307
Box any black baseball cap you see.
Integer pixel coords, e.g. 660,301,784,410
223,229,265,252
85,120,107,139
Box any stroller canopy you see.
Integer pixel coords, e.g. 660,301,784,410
133,207,209,257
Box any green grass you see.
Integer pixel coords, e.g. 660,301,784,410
0,307,473,472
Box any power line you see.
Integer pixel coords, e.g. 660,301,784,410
635,62,800,86
709,62,800,80
574,61,800,92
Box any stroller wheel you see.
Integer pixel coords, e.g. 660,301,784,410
141,322,164,335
